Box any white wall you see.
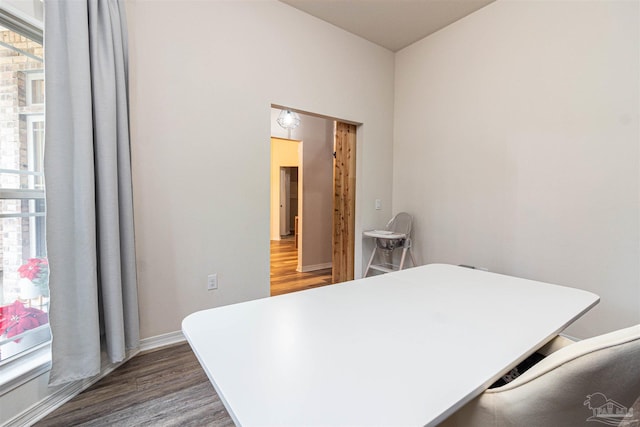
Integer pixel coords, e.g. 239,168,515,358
393,0,639,338
296,115,334,270
127,0,395,339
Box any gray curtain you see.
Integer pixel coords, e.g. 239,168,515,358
44,0,139,386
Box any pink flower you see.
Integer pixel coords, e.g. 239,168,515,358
18,258,42,280
18,257,48,284
0,300,48,338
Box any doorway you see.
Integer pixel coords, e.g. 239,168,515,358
279,166,298,239
269,108,356,296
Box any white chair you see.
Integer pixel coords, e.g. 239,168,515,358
363,212,416,277
440,324,640,427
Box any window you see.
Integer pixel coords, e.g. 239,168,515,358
26,72,44,106
0,23,49,366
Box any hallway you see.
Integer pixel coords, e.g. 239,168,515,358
270,239,333,296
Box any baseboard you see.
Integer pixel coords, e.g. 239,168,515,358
5,347,137,427
4,331,185,427
140,330,185,352
6,371,115,427
298,262,332,273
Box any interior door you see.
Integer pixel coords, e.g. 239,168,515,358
332,122,356,283
279,168,290,236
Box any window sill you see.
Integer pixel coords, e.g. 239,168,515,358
0,342,51,396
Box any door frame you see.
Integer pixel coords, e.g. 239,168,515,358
270,106,359,285
279,167,290,236
332,121,357,283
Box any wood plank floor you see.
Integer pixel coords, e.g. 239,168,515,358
35,343,233,427
270,238,333,296
35,240,333,426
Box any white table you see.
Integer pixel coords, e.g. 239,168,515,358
182,264,599,426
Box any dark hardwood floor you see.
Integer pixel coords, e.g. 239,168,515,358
270,238,333,296
35,240,333,426
35,343,233,427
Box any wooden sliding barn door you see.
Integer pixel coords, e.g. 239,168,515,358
332,122,356,283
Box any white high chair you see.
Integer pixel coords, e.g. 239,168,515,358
363,212,416,277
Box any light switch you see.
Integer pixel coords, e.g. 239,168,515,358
375,199,381,210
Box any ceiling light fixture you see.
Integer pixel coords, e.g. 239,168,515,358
277,109,301,130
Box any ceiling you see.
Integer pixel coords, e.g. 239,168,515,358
279,0,496,52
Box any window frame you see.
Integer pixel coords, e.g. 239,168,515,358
25,72,44,107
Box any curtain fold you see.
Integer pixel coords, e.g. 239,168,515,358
44,0,139,386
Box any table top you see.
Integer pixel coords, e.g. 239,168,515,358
182,264,599,426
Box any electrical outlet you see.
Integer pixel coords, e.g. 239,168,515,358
207,273,218,290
